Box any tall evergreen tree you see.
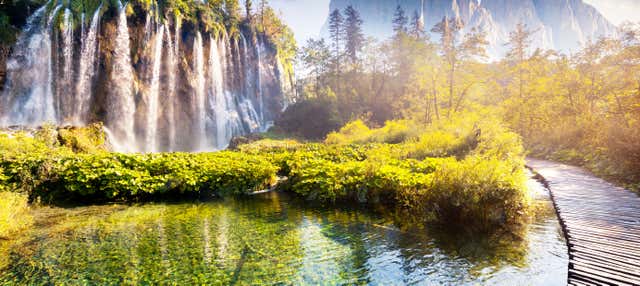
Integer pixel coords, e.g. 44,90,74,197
410,10,426,40
344,5,365,68
328,9,344,91
506,23,533,99
392,5,408,36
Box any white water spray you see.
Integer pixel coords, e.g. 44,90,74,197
107,3,136,152
75,5,101,124
145,24,164,152
193,31,207,150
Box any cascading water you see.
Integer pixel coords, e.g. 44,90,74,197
74,4,101,124
208,36,229,149
193,31,207,150
0,6,56,125
238,34,261,133
164,24,177,151
106,2,136,152
256,37,265,124
0,2,292,153
145,24,164,153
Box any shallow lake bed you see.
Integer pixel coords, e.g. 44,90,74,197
0,176,567,285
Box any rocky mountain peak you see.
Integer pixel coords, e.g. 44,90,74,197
323,0,618,59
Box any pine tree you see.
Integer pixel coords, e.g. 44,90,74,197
344,5,365,68
328,9,344,91
409,10,425,40
506,23,533,99
392,5,408,36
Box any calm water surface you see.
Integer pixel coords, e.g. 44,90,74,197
0,176,567,285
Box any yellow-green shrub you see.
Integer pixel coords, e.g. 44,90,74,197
0,192,32,239
325,120,371,144
325,120,420,145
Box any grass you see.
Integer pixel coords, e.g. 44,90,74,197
0,192,32,240
0,191,33,269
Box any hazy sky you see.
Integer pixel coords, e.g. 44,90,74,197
268,0,331,44
584,0,640,26
265,0,640,44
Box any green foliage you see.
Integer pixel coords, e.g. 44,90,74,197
275,96,342,140
499,30,640,190
47,152,278,201
325,119,420,145
248,113,528,228
0,130,277,202
0,192,32,239
0,14,17,45
0,191,32,269
56,123,106,153
0,112,527,229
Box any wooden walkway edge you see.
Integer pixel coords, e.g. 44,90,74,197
527,159,640,286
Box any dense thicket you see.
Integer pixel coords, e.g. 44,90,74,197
289,6,640,190
0,114,528,229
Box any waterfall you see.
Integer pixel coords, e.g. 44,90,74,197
0,3,290,153
208,36,227,149
107,3,136,152
80,13,85,38
193,31,207,150
240,33,252,100
45,5,62,122
0,6,56,125
220,34,244,148
74,5,101,124
164,24,177,151
256,37,265,124
59,8,74,123
276,55,292,111
145,24,164,153
238,34,261,133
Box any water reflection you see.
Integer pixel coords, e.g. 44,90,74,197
0,178,567,285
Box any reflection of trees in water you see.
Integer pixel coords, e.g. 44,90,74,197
0,190,557,284
290,196,539,283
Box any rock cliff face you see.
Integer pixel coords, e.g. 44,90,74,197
323,0,617,59
0,1,295,152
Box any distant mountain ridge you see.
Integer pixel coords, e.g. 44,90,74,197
322,0,618,59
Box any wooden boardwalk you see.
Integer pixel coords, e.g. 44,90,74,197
527,159,640,286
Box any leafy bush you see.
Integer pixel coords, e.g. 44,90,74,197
33,152,278,202
0,192,32,239
0,112,529,228
0,133,278,202
276,113,528,228
276,97,342,139
325,120,420,145
407,157,527,226
56,123,106,153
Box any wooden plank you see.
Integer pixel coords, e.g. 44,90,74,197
528,159,640,286
572,245,640,267
571,260,640,285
